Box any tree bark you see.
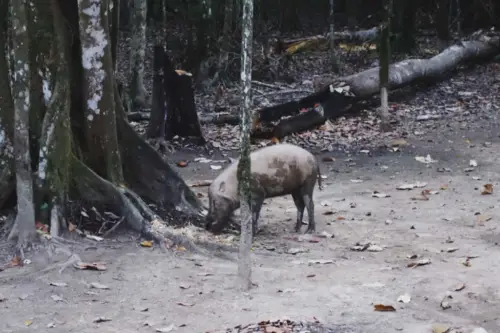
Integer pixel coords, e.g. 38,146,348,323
129,0,148,108
237,0,253,292
8,0,37,250
78,0,123,183
328,0,340,73
378,0,392,132
0,0,15,209
110,0,120,70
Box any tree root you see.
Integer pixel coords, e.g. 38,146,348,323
70,156,233,258
117,116,207,221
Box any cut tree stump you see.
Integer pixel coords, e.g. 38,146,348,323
147,49,206,144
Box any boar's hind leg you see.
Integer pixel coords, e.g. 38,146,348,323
251,197,264,236
292,190,305,232
300,180,316,234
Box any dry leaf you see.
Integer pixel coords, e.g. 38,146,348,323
93,317,112,323
286,248,308,255
476,215,492,224
322,156,335,162
481,184,493,195
469,159,478,167
415,154,437,164
189,180,212,187
454,283,465,291
86,234,103,241
308,259,334,265
411,189,431,201
407,258,431,267
68,222,76,232
24,320,33,326
73,262,107,271
373,304,396,312
397,293,411,303
210,165,222,170
397,182,427,190
320,200,331,206
51,295,64,302
176,161,188,167
440,296,452,310
440,184,449,190
49,282,68,287
432,324,452,333
9,255,22,267
323,210,335,215
336,216,345,220
156,324,177,332
140,240,153,247
391,138,408,147
176,302,194,307
372,191,390,198
90,282,110,290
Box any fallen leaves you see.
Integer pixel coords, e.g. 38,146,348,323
407,258,431,268
372,191,390,198
373,304,396,312
397,293,411,303
176,160,188,167
73,262,107,271
396,182,427,190
415,154,437,164
140,240,153,247
481,183,493,195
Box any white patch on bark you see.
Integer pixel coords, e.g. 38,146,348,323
39,69,52,104
38,122,54,182
78,0,108,117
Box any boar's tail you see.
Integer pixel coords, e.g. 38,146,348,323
316,161,323,191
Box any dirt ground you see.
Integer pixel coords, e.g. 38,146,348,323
1,120,500,333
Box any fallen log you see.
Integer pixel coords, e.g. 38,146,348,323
314,34,500,94
198,112,240,126
128,111,150,122
272,105,326,140
280,27,380,55
255,33,500,139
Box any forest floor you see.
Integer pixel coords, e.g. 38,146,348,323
1,33,500,332
2,105,500,332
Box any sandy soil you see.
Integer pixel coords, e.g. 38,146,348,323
1,122,500,333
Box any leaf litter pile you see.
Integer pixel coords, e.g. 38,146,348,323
218,318,355,333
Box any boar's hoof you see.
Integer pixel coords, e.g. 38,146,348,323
305,226,315,234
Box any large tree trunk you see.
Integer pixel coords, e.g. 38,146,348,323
0,0,15,209
237,0,254,291
8,0,37,250
1,0,215,255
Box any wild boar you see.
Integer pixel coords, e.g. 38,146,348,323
205,143,322,235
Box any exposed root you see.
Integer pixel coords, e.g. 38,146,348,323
102,216,125,236
117,116,206,222
70,156,232,258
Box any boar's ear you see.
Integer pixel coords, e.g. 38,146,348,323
218,181,226,193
